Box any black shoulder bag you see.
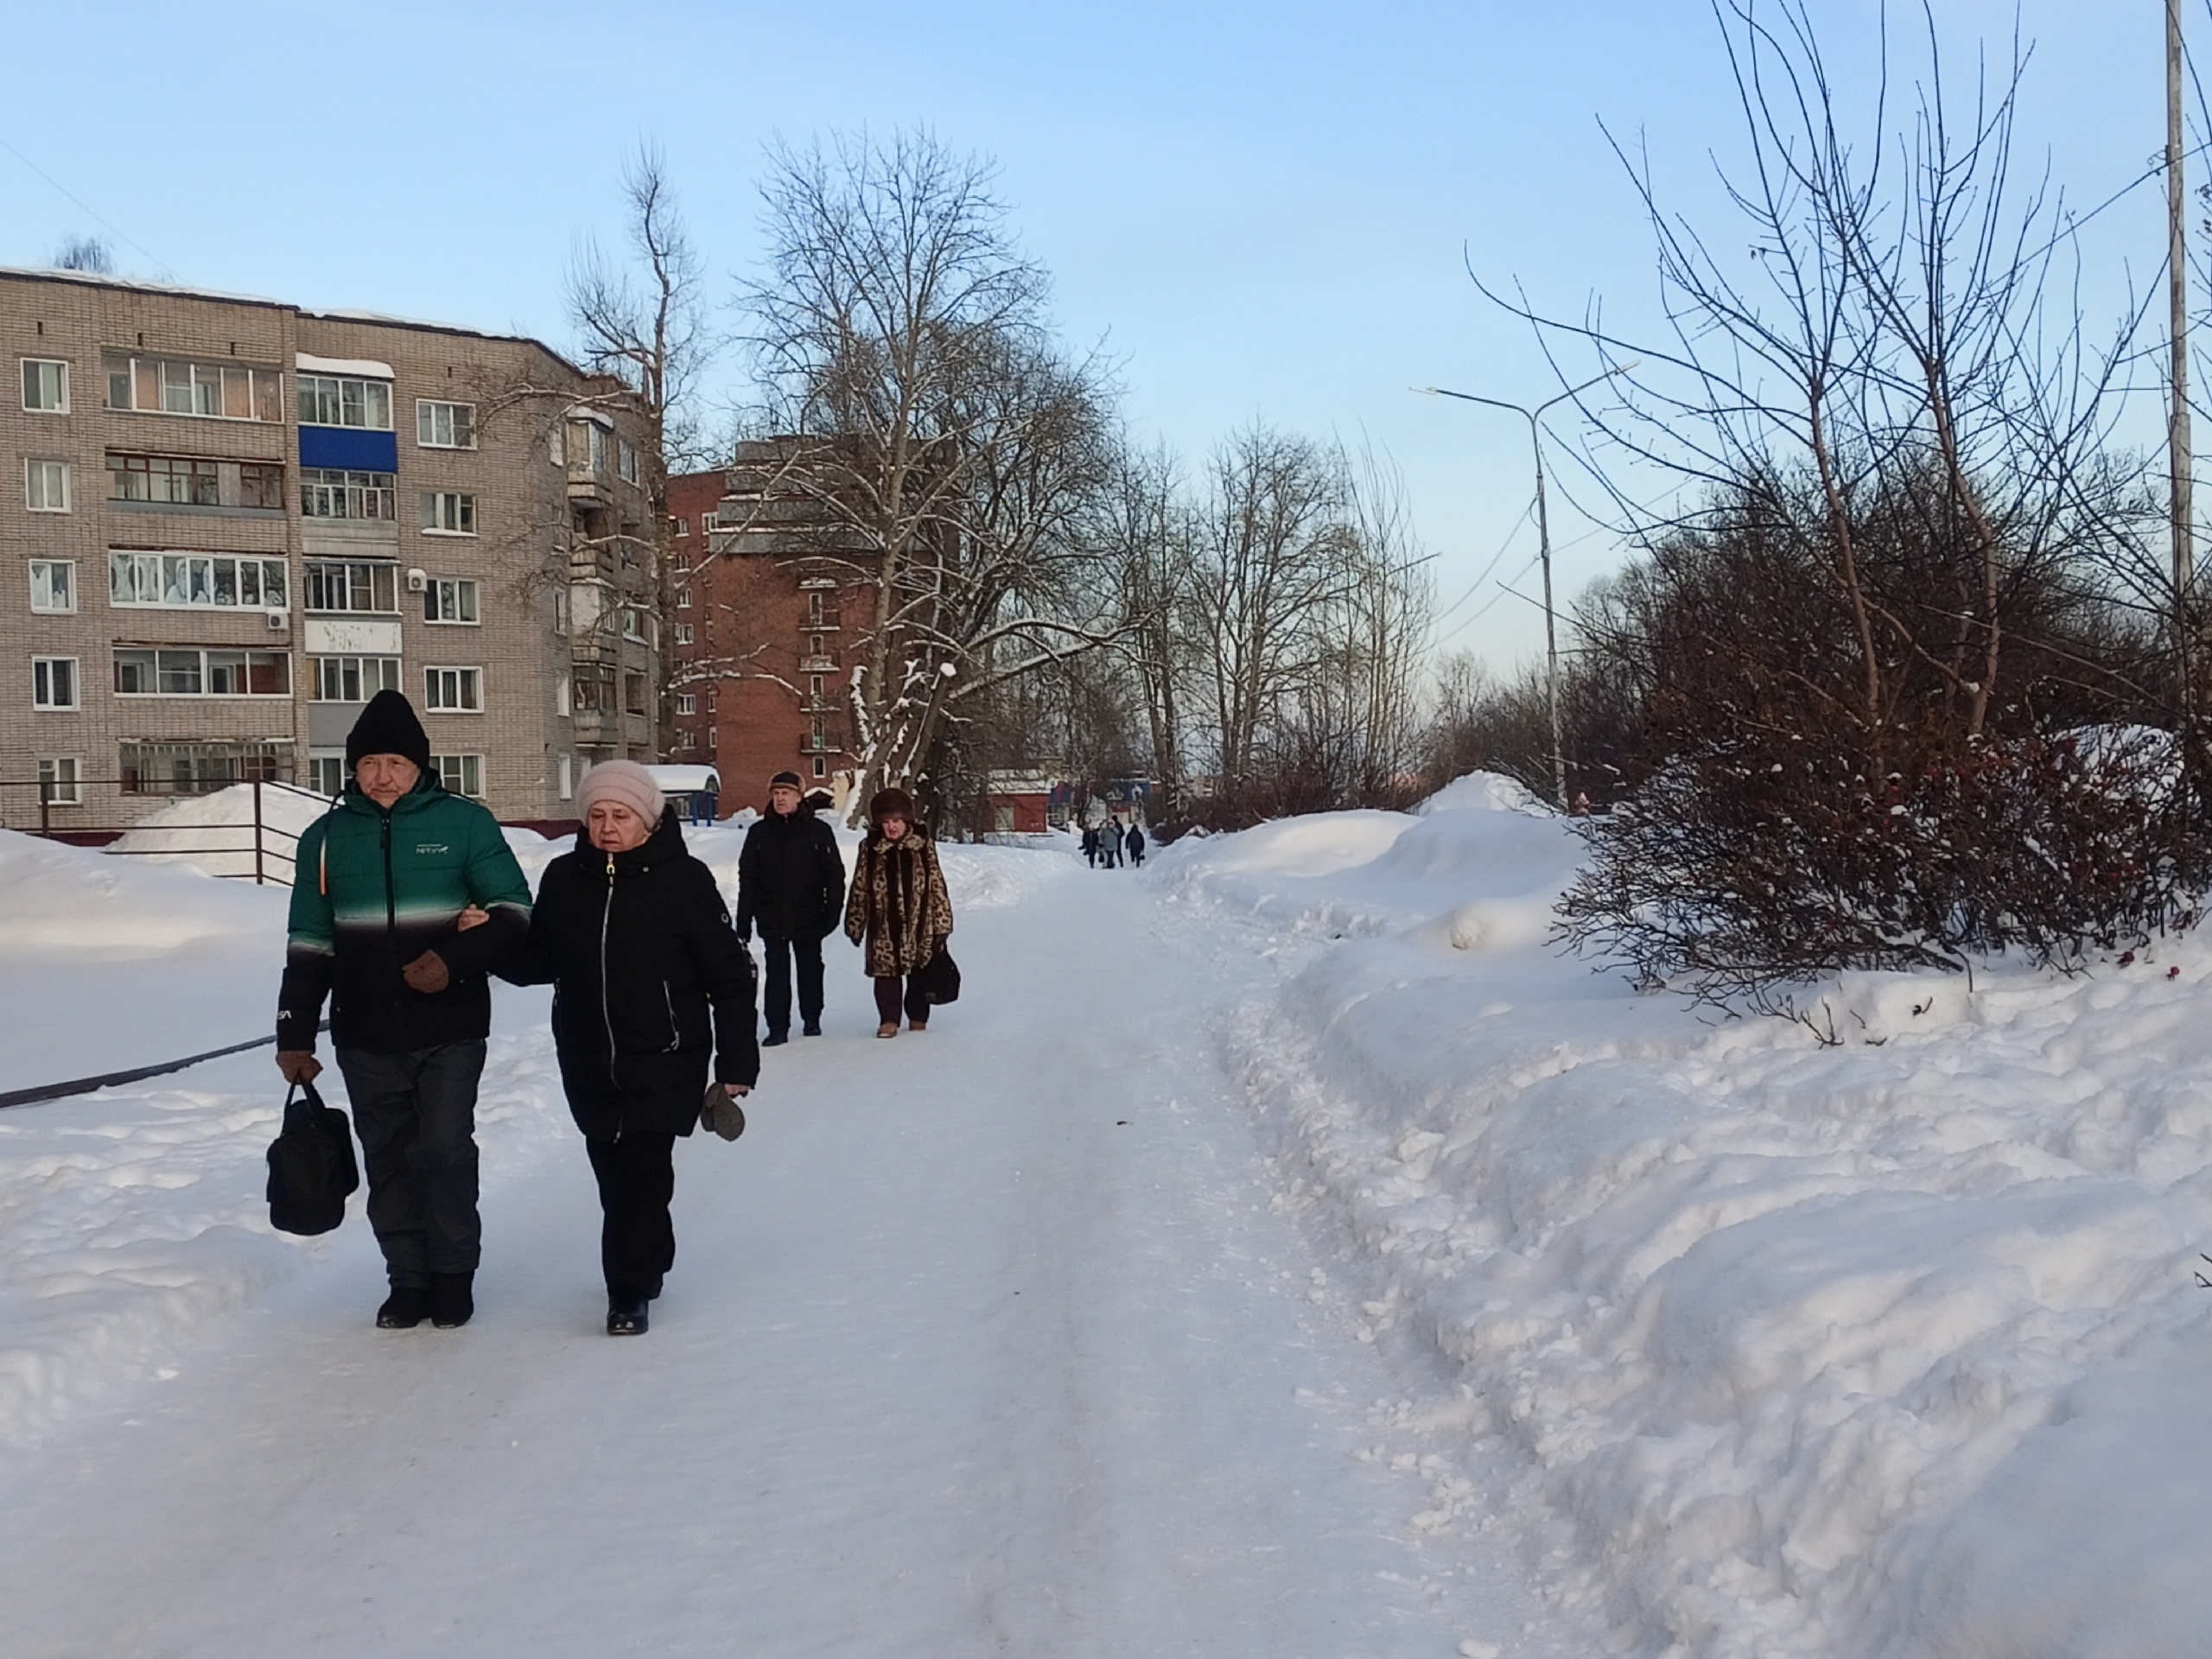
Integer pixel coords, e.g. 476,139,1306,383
266,1078,360,1236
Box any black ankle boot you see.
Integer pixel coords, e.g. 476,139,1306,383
429,1272,474,1329
377,1286,429,1329
607,1288,650,1335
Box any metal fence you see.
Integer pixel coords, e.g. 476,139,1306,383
3,778,330,885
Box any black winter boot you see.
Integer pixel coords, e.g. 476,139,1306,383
377,1286,430,1329
607,1288,650,1335
429,1271,474,1329
802,1020,822,1037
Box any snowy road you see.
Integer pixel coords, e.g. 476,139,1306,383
0,846,1558,1659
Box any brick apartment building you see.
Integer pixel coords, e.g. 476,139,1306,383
0,265,655,827
666,441,866,814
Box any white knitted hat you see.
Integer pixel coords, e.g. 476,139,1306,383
575,760,664,827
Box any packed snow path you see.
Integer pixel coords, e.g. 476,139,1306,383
0,846,1562,1659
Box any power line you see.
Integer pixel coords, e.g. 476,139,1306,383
0,133,176,282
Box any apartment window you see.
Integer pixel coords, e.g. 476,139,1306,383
114,648,289,696
622,607,645,642
25,459,69,512
623,671,646,715
110,552,289,610
29,560,75,613
672,728,696,753
557,753,573,801
431,754,484,798
809,633,824,657
103,354,282,422
297,375,392,430
567,420,607,474
674,517,690,537
32,657,79,709
675,692,696,715
424,666,482,712
677,587,692,609
120,741,288,794
811,755,825,779
619,440,639,484
111,454,216,506
423,577,479,624
300,467,396,520
303,559,399,613
808,591,824,625
810,674,824,696
416,400,475,448
672,622,693,645
37,756,82,806
706,688,716,714
709,727,719,753
572,664,614,711
308,753,347,797
421,492,476,534
22,358,68,411
309,656,401,702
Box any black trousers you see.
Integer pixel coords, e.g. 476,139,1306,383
760,931,825,1035
335,1039,486,1286
586,1132,677,1296
873,973,933,1027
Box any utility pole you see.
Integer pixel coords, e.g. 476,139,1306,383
2171,0,2193,636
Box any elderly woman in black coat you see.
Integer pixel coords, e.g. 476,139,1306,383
488,760,758,1335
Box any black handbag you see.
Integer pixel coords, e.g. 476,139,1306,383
266,1078,360,1236
917,943,961,1005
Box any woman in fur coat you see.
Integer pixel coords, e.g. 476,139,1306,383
842,787,954,1037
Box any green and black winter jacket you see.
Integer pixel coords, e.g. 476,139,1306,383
276,773,532,1055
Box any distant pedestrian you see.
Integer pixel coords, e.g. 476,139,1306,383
275,690,531,1332
1126,823,1146,868
1099,822,1121,868
499,761,759,1337
1082,824,1099,868
735,769,846,1045
844,787,954,1038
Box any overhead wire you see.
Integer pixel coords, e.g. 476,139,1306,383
0,132,176,282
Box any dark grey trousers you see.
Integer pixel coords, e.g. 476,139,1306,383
760,930,825,1035
335,1039,486,1286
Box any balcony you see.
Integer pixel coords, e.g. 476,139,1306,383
567,467,611,507
800,656,837,674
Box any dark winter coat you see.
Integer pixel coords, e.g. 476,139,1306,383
506,810,760,1140
277,773,531,1055
843,827,954,977
734,802,846,941
1125,826,1146,858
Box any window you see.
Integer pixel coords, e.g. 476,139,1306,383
32,657,79,709
421,492,475,534
622,607,645,642
120,741,289,794
619,440,639,484
431,754,484,798
623,671,646,715
29,560,75,613
672,622,693,645
107,453,285,512
423,666,482,712
675,692,696,715
572,664,614,711
416,400,475,448
26,460,68,512
303,560,399,613
22,359,67,412
810,674,824,696
301,468,396,520
114,648,289,696
103,353,281,422
557,753,573,801
423,578,478,624
296,375,392,429
308,753,347,797
808,591,824,625
567,419,608,474
309,656,401,702
37,757,81,806
677,587,692,609
811,755,826,779
674,517,690,537
110,552,289,610
809,633,824,657
672,728,696,752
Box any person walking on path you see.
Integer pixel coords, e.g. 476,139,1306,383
844,786,954,1039
735,769,845,1046
1126,823,1146,868
1082,823,1099,868
1098,820,1121,869
274,689,531,1332
497,761,759,1337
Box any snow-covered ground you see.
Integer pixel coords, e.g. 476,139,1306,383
3,781,2206,1656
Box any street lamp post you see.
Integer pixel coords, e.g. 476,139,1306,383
1415,368,1627,811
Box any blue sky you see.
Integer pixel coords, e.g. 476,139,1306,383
0,0,2174,669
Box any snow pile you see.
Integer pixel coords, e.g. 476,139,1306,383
1179,775,2212,1658
107,783,334,881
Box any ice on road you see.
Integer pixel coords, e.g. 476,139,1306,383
0,842,1553,1659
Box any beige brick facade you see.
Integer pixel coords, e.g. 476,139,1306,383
0,267,655,828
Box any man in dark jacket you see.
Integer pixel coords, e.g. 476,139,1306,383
274,690,531,1331
735,770,846,1044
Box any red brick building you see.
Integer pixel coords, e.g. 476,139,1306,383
664,445,862,816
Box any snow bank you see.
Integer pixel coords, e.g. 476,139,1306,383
1185,774,2212,1657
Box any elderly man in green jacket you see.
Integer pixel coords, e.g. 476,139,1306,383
274,690,531,1331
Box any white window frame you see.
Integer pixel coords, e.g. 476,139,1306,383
296,375,392,430
423,665,483,713
308,656,402,702
421,491,476,536
104,354,281,423
675,692,696,715
36,755,83,806
112,647,290,698
415,399,476,449
32,657,79,710
619,440,639,485
109,551,289,612
25,459,69,512
423,577,480,625
557,753,573,800
302,559,400,615
672,622,693,645
29,559,76,614
21,359,68,413
430,753,484,798
622,607,645,642
308,751,348,797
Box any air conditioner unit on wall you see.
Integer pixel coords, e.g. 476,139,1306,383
405,568,428,593
265,610,288,631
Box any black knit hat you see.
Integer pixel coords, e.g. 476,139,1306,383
345,689,433,772
769,770,804,791
869,786,916,824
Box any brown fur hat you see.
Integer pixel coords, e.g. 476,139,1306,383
868,786,917,826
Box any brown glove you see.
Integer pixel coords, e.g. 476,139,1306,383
275,1049,322,1084
401,950,449,994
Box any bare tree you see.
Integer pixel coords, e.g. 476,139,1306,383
1094,443,1194,817
52,236,111,274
